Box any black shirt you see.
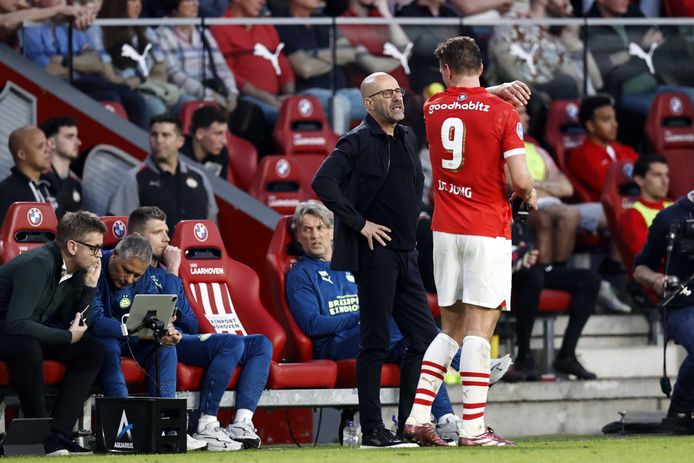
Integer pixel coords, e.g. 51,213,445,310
0,241,94,345
0,167,57,225
43,166,82,219
180,136,229,180
365,134,418,250
634,194,694,308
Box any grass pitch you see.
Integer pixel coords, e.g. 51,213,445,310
4,435,694,462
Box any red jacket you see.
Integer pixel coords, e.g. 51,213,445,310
569,138,639,202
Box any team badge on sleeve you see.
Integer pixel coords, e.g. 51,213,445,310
516,122,524,141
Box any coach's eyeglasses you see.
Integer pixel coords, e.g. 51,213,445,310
368,87,406,99
74,240,103,256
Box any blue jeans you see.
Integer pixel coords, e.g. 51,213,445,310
319,319,459,421
177,333,272,423
300,87,366,134
666,306,694,414
621,86,694,115
97,337,178,398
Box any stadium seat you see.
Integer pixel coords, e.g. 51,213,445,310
600,160,639,273
82,145,139,216
294,154,325,195
226,132,258,192
272,96,339,156
644,92,694,198
535,289,572,374
266,216,399,387
542,100,593,202
249,155,315,215
0,360,65,387
172,219,337,389
0,202,57,264
100,101,128,120
100,216,128,250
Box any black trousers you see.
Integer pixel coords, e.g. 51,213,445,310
355,246,439,433
0,334,104,436
512,266,600,361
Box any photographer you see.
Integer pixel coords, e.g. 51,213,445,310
634,190,694,432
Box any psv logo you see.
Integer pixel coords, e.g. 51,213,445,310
112,220,127,239
27,208,43,227
194,223,209,242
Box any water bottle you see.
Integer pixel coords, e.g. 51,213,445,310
342,420,359,448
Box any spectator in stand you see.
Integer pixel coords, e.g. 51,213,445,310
211,0,295,126
40,117,82,218
508,220,600,381
108,115,218,232
570,95,639,203
0,0,95,48
585,0,694,117
574,0,661,17
127,206,271,450
285,200,510,443
276,0,366,134
619,155,671,258
339,0,412,91
180,105,230,180
89,0,192,120
155,0,239,114
0,127,57,225
0,211,105,456
23,0,148,128
448,0,514,15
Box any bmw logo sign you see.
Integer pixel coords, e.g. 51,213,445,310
566,102,579,121
276,159,291,178
112,220,127,240
298,98,313,117
670,96,683,115
194,223,208,242
27,208,43,227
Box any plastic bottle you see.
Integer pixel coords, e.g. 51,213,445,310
342,420,359,448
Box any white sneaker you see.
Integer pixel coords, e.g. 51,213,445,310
193,422,242,452
598,280,632,313
435,414,462,445
490,354,512,386
186,433,209,451
225,420,262,449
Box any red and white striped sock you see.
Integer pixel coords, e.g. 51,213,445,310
459,335,491,437
407,333,459,424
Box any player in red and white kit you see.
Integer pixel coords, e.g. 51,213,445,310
404,36,537,447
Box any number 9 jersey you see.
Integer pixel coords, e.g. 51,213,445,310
425,86,525,239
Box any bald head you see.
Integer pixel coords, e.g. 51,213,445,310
360,72,398,99
8,127,50,179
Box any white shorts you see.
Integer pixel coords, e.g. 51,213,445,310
433,231,512,311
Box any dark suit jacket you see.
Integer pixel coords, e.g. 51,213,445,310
312,114,423,272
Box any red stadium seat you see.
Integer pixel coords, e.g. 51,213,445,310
266,216,399,387
226,132,258,192
543,100,593,202
0,361,65,387
101,101,128,120
172,219,336,389
0,202,57,264
644,92,694,198
273,96,339,156
600,160,639,273
100,216,128,250
249,155,314,215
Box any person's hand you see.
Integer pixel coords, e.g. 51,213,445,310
69,312,88,344
211,91,228,107
83,257,101,288
162,245,182,276
512,187,538,210
493,81,531,107
523,249,539,268
652,273,667,296
161,329,181,347
360,220,391,250
125,77,141,89
642,28,663,49
372,0,393,18
496,1,514,15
